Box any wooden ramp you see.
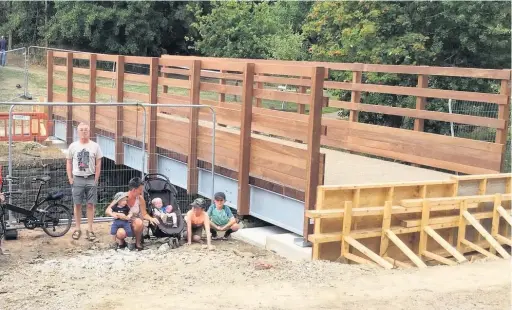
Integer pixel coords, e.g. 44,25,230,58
306,173,511,268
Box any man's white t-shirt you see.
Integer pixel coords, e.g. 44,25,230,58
66,140,103,177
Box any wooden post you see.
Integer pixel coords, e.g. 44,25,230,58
148,57,159,174
65,52,73,144
457,200,468,252
187,60,201,194
88,53,97,141
115,55,124,165
46,51,54,136
298,77,306,114
414,75,428,132
496,80,510,172
312,187,325,260
255,73,262,107
379,201,392,256
162,70,169,95
490,193,502,255
418,200,430,255
236,63,255,216
475,178,488,244
303,66,326,241
341,201,353,259
219,69,226,103
348,71,362,122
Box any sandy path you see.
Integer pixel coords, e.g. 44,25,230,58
0,224,510,310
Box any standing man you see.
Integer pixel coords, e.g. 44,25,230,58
66,122,103,241
0,36,6,67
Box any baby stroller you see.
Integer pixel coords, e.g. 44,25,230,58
143,173,185,248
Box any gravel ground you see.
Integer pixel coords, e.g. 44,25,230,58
0,223,510,310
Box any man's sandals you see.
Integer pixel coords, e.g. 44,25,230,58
71,230,96,241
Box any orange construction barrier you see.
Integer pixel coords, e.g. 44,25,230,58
0,112,49,143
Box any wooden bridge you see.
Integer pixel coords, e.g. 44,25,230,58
42,50,510,240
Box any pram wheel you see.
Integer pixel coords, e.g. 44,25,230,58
168,237,180,249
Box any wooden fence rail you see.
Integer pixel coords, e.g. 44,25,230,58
162,55,511,174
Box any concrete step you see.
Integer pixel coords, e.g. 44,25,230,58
232,226,312,261
265,233,312,261
231,226,288,248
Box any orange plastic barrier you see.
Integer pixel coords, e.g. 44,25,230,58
0,112,49,143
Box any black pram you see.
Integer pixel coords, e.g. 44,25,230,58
143,173,184,248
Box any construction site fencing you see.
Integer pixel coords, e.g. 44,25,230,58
1,102,216,225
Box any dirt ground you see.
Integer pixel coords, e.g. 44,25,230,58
0,141,65,164
0,222,510,310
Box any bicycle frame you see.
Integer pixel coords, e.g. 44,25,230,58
1,180,51,217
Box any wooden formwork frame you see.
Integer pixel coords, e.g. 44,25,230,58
307,173,511,268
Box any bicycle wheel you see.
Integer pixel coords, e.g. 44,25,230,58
42,204,72,237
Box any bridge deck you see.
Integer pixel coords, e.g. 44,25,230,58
322,147,452,185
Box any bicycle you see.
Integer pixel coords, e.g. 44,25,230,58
0,175,73,241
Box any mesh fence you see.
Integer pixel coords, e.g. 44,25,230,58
444,99,498,142
1,103,216,224
0,104,145,222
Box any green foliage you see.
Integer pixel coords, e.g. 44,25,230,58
267,31,309,61
190,1,312,60
1,1,200,56
303,1,511,129
0,1,49,48
304,1,510,68
46,2,167,55
190,1,276,58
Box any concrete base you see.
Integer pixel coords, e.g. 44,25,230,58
231,226,288,248
232,226,312,261
265,233,312,261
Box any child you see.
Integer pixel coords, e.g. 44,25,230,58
207,192,239,240
110,192,133,247
152,197,178,228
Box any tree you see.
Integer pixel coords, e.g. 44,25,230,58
303,1,511,130
189,0,313,60
44,1,198,56
0,1,49,48
190,1,277,59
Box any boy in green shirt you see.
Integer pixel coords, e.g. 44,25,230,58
207,192,240,240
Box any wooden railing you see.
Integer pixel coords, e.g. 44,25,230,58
162,55,511,174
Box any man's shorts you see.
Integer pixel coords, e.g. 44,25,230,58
72,175,97,205
111,220,133,237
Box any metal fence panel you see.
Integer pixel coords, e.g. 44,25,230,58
1,102,215,226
